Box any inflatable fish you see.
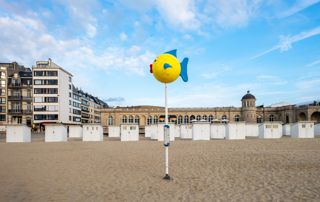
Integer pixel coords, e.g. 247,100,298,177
150,49,188,83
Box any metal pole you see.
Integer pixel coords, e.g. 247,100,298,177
163,83,170,180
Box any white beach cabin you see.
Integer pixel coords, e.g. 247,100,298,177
315,123,320,137
282,124,291,136
192,121,211,140
245,123,259,137
120,124,139,141
180,124,192,139
6,124,31,143
83,124,103,141
150,125,158,140
210,123,226,139
291,121,314,138
108,126,120,138
174,125,181,138
45,124,68,142
258,122,282,139
144,125,152,138
157,123,175,141
225,122,246,140
68,125,82,138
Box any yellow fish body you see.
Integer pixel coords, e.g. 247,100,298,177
150,50,188,83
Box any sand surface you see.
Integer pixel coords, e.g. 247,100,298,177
0,136,320,201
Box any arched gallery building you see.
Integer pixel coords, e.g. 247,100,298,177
101,91,320,132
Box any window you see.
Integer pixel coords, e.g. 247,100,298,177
47,71,57,76
178,115,183,124
0,115,6,121
69,77,72,82
208,115,214,122
184,115,189,124
269,114,274,122
134,116,139,124
234,115,240,122
34,79,58,85
196,115,201,121
0,72,5,79
147,116,152,125
257,116,262,123
0,89,5,96
34,71,57,76
190,115,195,122
34,88,58,94
122,115,127,123
0,98,6,104
129,115,134,123
222,115,227,120
34,114,58,120
108,116,113,125
69,84,71,90
1,80,6,87
69,92,71,97
202,115,207,121
153,116,158,124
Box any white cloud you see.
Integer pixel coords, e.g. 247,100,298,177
252,26,320,59
155,0,200,30
306,59,320,67
0,15,156,79
201,64,231,80
278,0,320,18
119,32,128,41
256,74,287,85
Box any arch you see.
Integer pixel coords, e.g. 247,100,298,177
222,115,227,120
298,112,307,121
128,115,134,123
234,115,240,122
134,115,139,124
257,115,262,123
285,114,289,124
196,115,201,121
184,115,189,124
140,115,146,126
202,115,208,121
178,115,183,124
311,112,320,123
190,115,196,122
269,114,274,122
108,115,113,125
153,115,158,124
122,115,127,124
147,115,153,125
208,115,214,122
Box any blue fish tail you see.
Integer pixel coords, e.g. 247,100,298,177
180,57,188,82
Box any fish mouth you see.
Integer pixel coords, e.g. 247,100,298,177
150,64,153,73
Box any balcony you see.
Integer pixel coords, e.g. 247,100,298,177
8,83,32,88
8,96,32,101
8,109,32,115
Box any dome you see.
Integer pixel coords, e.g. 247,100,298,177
242,90,256,100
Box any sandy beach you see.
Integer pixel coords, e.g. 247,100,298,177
0,136,320,201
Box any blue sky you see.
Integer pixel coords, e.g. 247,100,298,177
0,0,319,107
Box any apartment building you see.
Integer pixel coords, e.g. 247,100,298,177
71,85,81,123
32,59,75,130
78,90,90,123
0,64,7,124
7,64,33,126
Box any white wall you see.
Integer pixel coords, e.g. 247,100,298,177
245,123,259,137
6,125,31,143
192,122,210,140
68,125,82,138
83,124,103,141
315,124,320,136
282,124,291,136
291,122,314,138
210,124,226,139
157,124,175,141
45,124,68,142
58,69,73,124
108,126,120,138
258,122,282,139
226,122,246,140
174,125,181,138
180,124,192,139
120,124,139,141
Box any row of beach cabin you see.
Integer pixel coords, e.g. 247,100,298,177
3,121,320,143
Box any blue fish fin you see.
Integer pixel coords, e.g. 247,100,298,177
180,57,188,82
165,49,177,57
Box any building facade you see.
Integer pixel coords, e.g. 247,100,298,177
101,91,320,133
32,59,75,129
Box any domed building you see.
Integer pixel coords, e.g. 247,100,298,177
101,91,320,134
241,91,257,123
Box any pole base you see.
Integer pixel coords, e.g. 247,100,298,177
163,174,171,180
